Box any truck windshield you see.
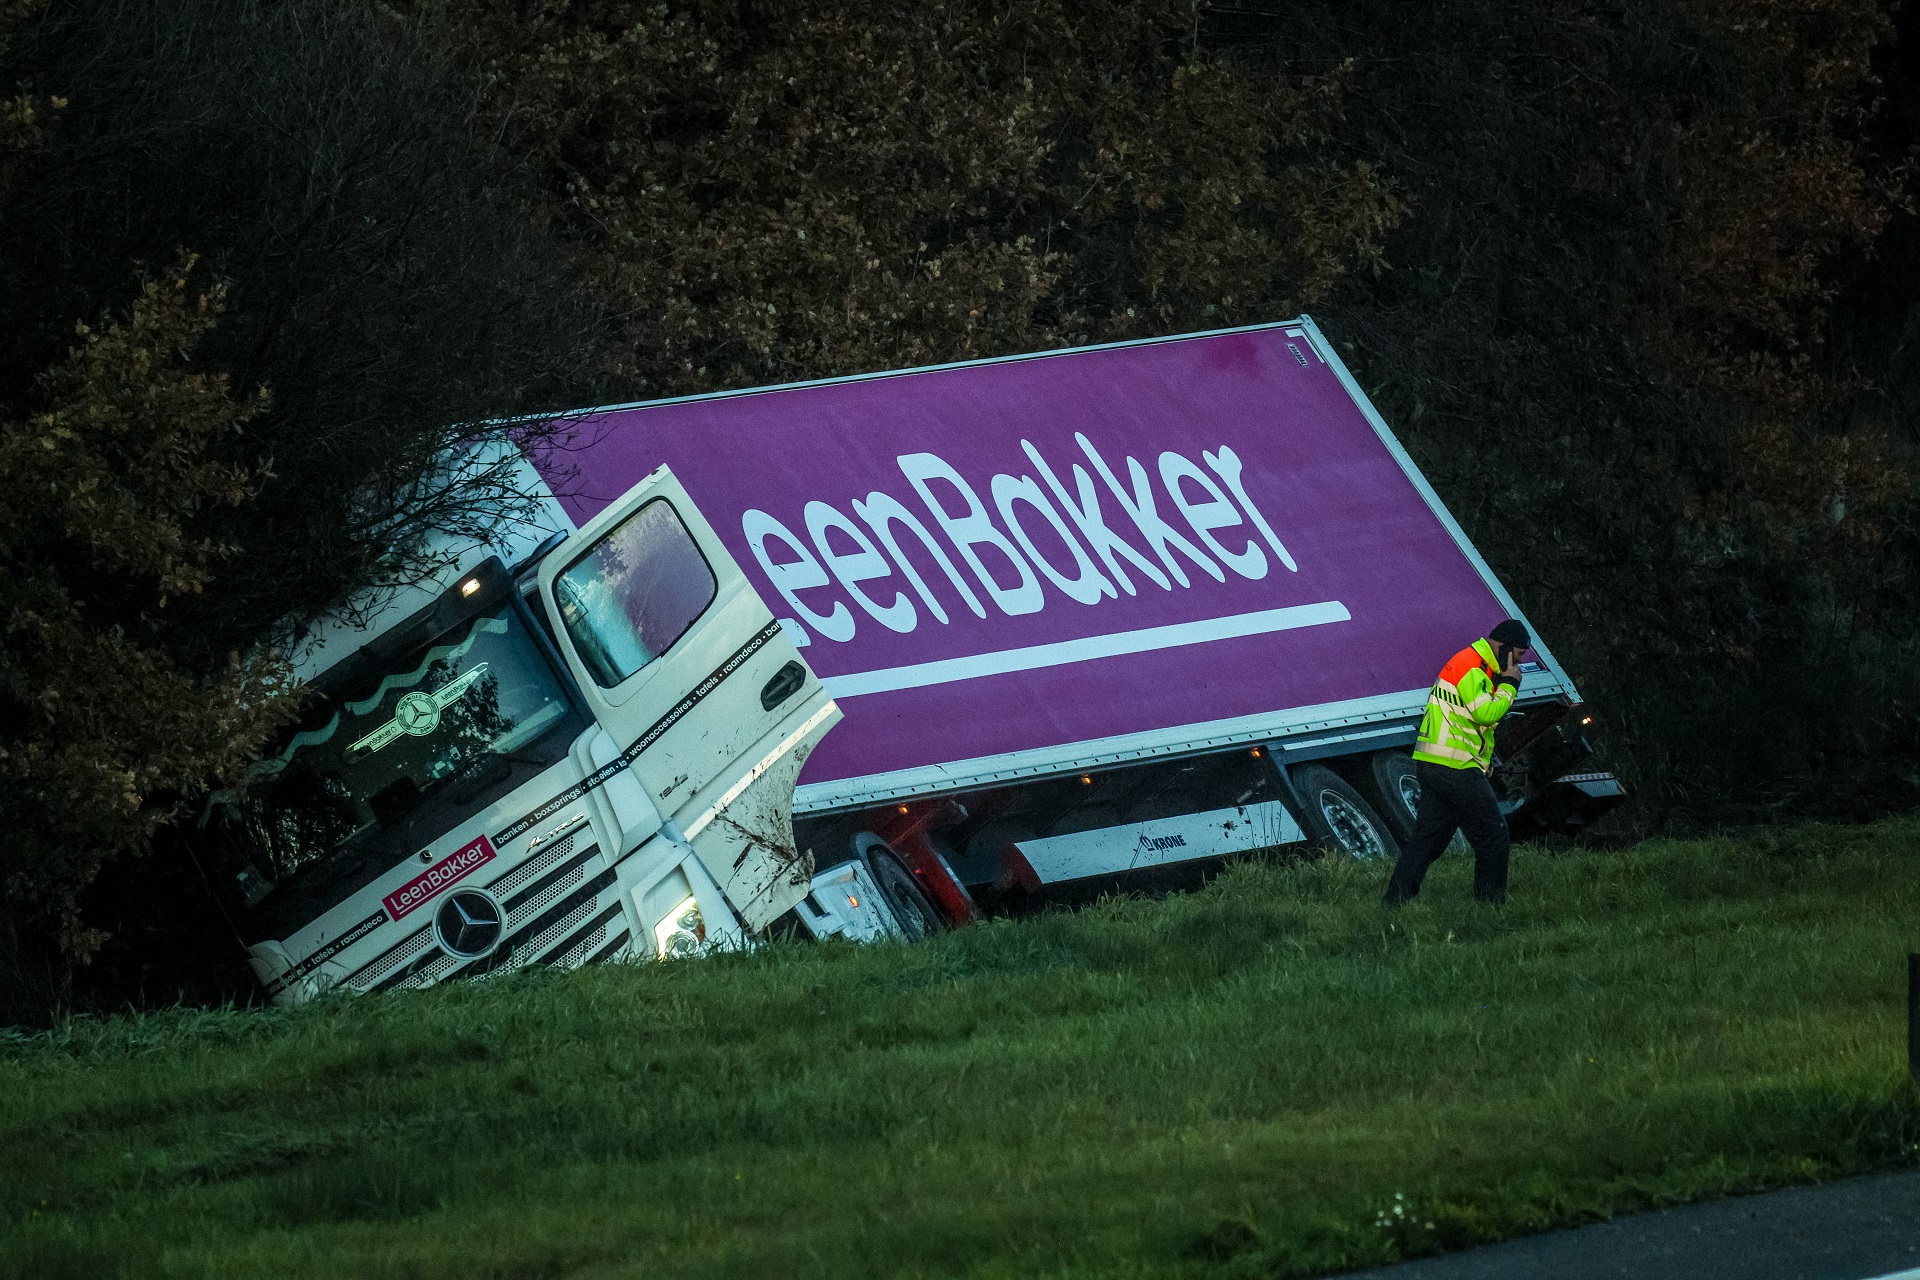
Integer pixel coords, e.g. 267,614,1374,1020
224,597,587,939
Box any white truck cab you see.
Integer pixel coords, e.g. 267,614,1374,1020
199,465,845,1004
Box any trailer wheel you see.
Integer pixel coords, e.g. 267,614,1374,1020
1368,751,1422,841
1291,763,1400,862
862,844,947,942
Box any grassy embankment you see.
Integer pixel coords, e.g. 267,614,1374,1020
4,819,1918,1279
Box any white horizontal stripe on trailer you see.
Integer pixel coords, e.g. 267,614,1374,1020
819,601,1351,699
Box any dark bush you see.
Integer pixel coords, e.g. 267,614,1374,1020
0,0,620,662
0,0,620,1022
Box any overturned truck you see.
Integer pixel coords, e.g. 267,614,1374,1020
194,319,1624,1003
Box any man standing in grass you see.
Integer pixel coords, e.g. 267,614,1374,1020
1383,619,1530,906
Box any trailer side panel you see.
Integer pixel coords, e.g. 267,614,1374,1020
535,321,1574,812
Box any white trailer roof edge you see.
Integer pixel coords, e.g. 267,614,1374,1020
510,318,1325,427
1295,316,1580,703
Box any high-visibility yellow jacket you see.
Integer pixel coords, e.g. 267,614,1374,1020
1412,639,1517,771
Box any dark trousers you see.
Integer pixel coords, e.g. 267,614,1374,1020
1383,761,1510,905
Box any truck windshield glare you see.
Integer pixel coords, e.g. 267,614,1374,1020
222,598,587,935
556,498,717,687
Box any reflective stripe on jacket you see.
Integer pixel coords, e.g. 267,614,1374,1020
1412,639,1516,771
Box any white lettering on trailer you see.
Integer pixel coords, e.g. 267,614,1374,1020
989,472,1114,605
804,500,917,633
1204,445,1297,572
1074,433,1225,587
820,601,1348,698
850,489,983,623
1158,452,1266,580
742,508,856,642
1021,438,1170,595
746,435,1305,645
897,452,1045,617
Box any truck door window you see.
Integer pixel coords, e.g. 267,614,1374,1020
554,499,717,687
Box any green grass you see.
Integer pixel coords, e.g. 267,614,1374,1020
4,819,1919,1279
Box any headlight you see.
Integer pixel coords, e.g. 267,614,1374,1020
652,894,706,960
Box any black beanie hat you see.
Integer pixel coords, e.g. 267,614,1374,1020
1489,619,1530,649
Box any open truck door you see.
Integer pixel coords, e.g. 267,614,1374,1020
537,465,839,931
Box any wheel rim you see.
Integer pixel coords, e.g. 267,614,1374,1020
1319,789,1388,860
1397,773,1421,817
877,865,934,939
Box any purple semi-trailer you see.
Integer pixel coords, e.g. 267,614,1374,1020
537,316,1621,935
200,319,1622,1002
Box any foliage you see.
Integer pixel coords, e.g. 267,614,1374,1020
3,820,1917,1276
1245,0,1920,818
0,0,626,1016
448,0,1407,393
0,0,55,192
0,0,621,660
0,260,296,970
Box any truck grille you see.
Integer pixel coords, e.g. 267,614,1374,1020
542,905,630,970
343,925,432,992
501,843,598,920
485,833,575,899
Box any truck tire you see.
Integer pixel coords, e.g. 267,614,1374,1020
1368,750,1422,841
862,844,947,942
1290,763,1400,862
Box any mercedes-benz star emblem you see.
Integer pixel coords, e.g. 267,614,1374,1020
393,690,442,737
435,890,503,958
